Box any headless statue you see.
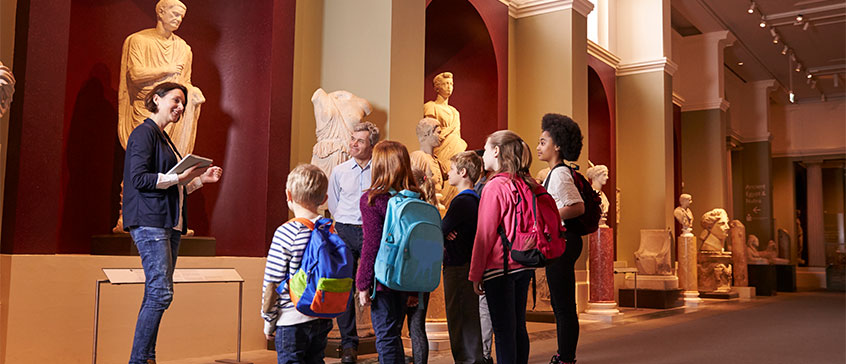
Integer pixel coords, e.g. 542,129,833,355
310,88,372,179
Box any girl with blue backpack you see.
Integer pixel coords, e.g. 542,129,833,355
356,140,425,364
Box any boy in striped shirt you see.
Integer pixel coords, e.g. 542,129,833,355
261,164,333,363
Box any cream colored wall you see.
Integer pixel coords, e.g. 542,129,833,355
319,0,423,148
680,109,729,222
614,0,669,64
1,254,268,364
511,10,589,177
289,0,324,169
615,71,674,267
724,69,754,138
771,99,846,157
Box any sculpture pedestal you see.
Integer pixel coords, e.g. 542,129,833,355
698,251,732,293
625,275,678,290
677,233,701,306
776,264,797,292
618,288,684,309
748,263,778,296
586,226,619,316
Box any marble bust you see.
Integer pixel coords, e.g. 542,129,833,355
310,88,372,179
700,208,729,252
424,72,467,172
585,164,610,227
674,194,694,235
410,117,447,213
0,61,15,117
118,0,205,157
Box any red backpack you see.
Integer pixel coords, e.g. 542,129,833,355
493,174,567,270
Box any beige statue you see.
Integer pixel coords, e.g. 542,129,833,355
728,220,749,286
118,0,204,157
674,194,694,235
424,72,467,173
0,61,15,117
747,235,789,264
410,117,447,213
700,208,730,252
713,263,733,292
585,164,610,226
796,214,805,264
310,88,373,179
634,229,674,275
114,0,204,233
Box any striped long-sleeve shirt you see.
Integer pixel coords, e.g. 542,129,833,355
260,218,317,334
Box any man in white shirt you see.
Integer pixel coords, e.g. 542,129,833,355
327,121,380,363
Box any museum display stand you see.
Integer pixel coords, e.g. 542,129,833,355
677,231,703,307
584,226,620,318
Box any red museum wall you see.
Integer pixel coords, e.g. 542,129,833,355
587,56,617,258
2,0,296,256
424,0,508,151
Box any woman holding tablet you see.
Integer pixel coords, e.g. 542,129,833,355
122,82,222,364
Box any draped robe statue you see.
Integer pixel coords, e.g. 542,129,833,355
114,0,204,233
424,72,466,205
0,61,15,117
310,88,372,179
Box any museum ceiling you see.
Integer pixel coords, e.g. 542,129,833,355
673,0,846,103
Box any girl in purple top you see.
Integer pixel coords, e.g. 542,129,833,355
356,140,423,364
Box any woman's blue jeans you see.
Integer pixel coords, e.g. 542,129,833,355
128,227,181,364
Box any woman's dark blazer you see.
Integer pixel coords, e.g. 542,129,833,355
122,118,187,234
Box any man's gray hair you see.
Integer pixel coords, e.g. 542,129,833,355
353,122,380,147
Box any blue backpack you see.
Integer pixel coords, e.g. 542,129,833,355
277,217,354,318
373,190,444,295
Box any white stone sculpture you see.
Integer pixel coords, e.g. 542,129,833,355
410,117,447,213
634,229,674,275
747,235,789,265
118,0,204,157
0,61,15,117
310,88,373,179
699,208,730,252
585,164,610,227
424,72,467,178
674,194,694,235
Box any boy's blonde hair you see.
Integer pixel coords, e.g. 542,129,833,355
286,164,328,207
450,151,483,184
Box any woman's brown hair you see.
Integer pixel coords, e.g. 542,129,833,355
367,140,421,204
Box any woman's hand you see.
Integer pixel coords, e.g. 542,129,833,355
357,290,371,308
473,280,485,296
265,333,274,341
200,166,223,184
178,165,207,184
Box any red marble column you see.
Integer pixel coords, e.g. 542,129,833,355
587,226,618,314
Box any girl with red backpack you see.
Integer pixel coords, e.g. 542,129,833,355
536,113,586,364
470,130,538,364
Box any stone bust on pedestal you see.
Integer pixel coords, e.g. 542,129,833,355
674,194,694,235
700,208,730,252
585,164,610,227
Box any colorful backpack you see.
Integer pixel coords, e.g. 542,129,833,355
545,163,602,236
373,190,444,294
496,174,567,269
277,217,354,318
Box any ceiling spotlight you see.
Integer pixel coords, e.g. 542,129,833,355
738,62,745,66
796,63,802,72
803,22,810,31
773,35,780,44
806,72,812,79
759,18,767,28
796,14,804,22
781,45,789,55
789,91,795,103
748,2,756,14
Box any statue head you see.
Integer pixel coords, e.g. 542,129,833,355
679,194,692,209
585,165,609,190
415,118,441,150
747,234,760,249
433,72,454,99
156,0,187,33
700,208,730,241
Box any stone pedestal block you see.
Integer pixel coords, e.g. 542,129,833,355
748,264,778,296
587,227,618,315
775,264,797,292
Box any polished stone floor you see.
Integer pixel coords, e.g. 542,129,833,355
162,290,845,364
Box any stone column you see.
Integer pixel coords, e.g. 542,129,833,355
677,231,701,305
805,160,826,267
586,226,619,315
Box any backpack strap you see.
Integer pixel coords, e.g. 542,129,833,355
497,179,523,276
544,162,567,189
288,217,315,230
